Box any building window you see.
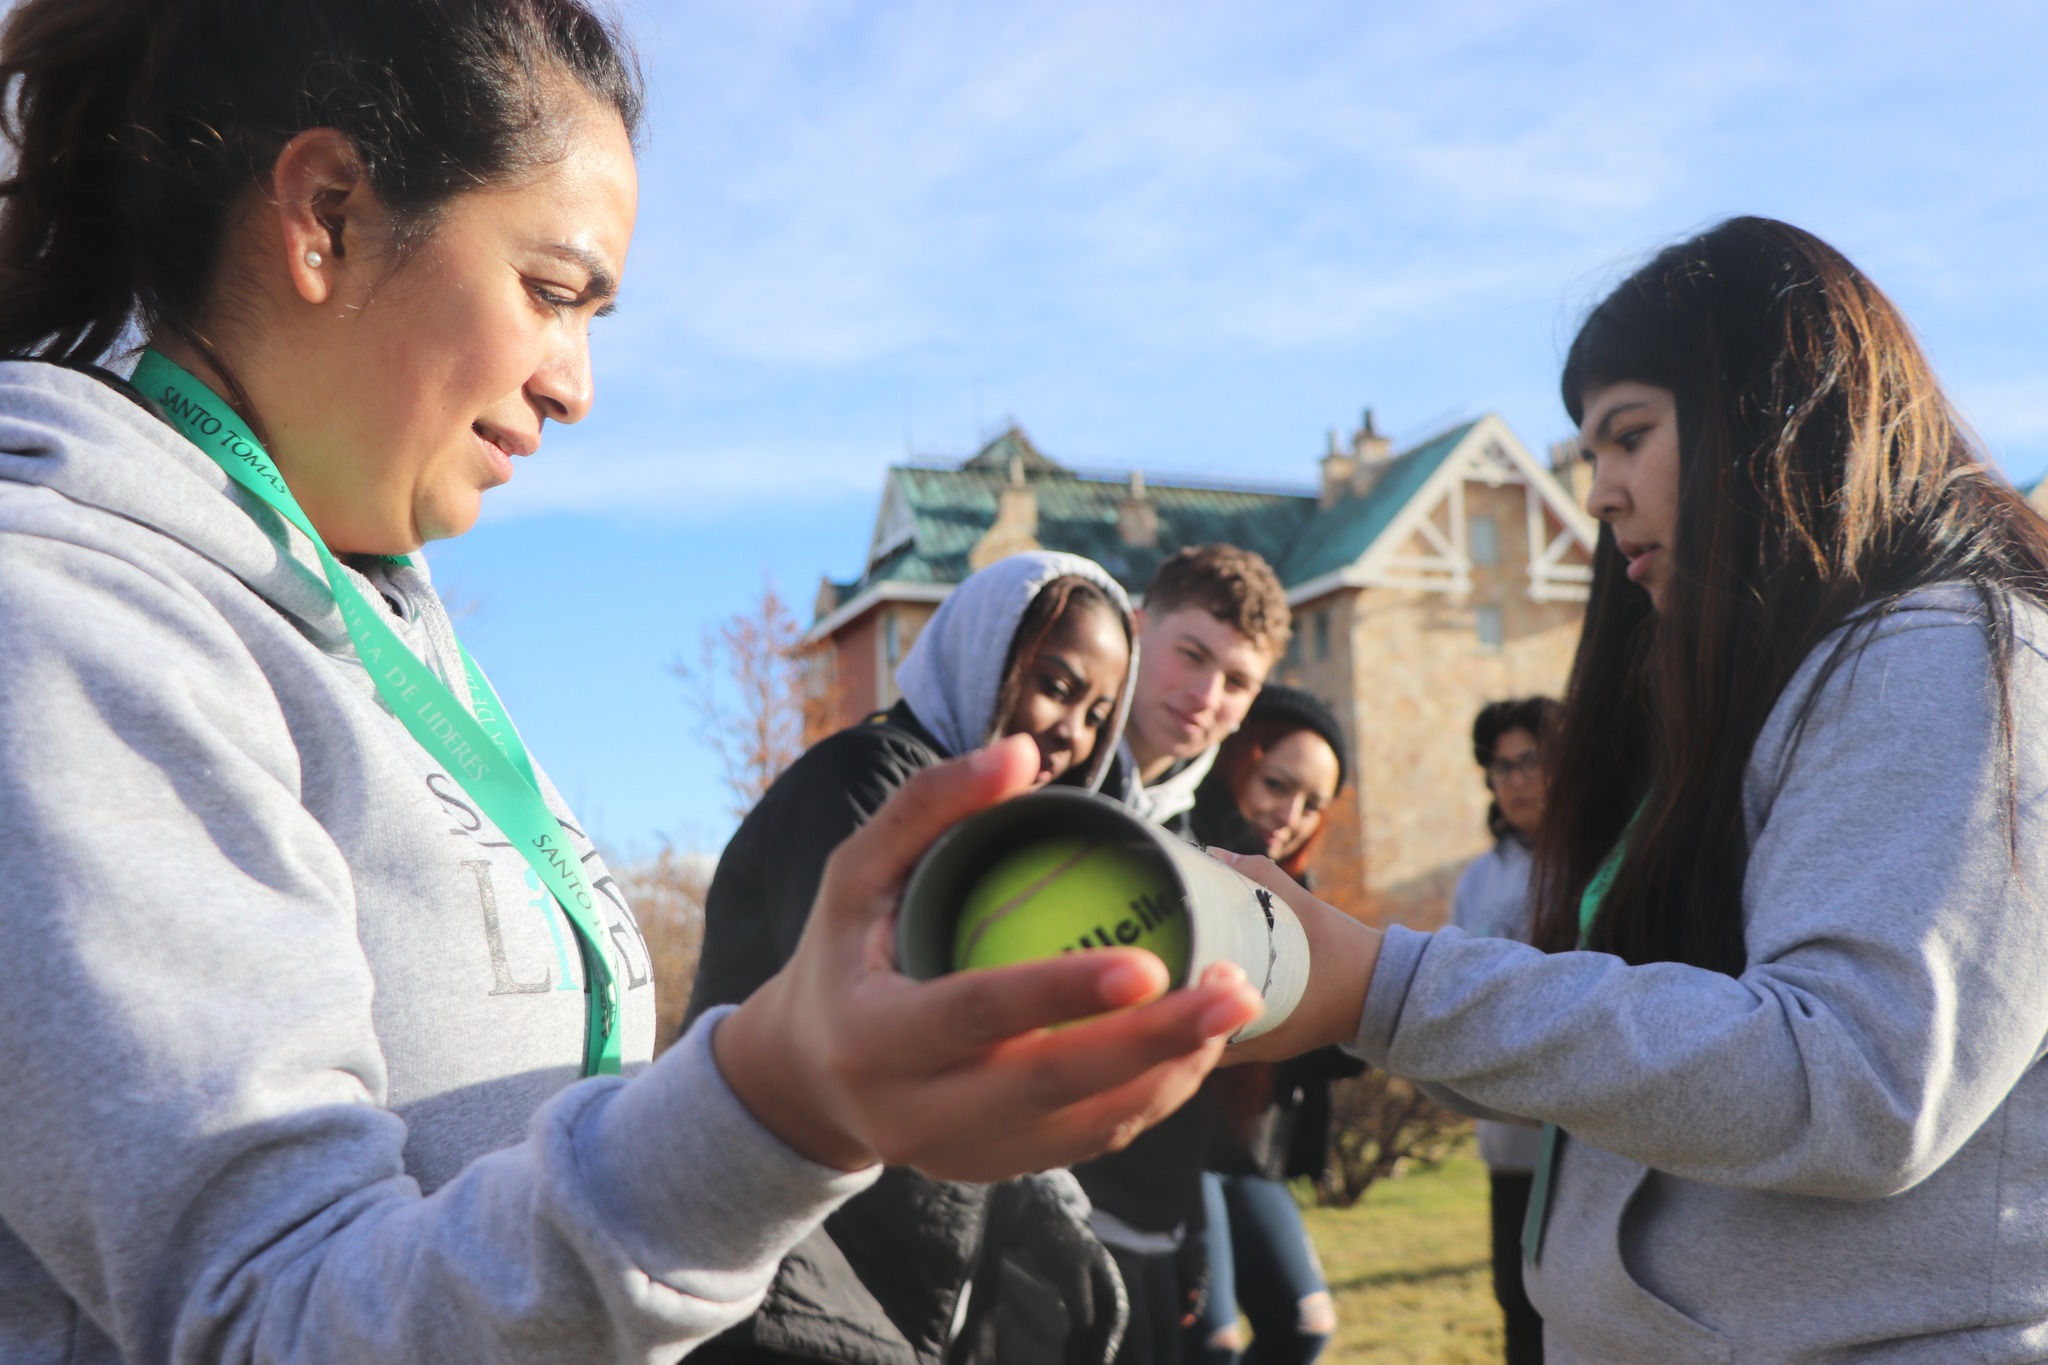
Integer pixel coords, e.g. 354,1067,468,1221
1475,605,1503,650
1313,609,1330,661
883,612,901,669
1469,514,1499,566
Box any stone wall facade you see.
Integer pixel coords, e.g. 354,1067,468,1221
1281,480,1584,928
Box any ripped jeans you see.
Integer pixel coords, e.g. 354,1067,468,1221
1188,1172,1333,1365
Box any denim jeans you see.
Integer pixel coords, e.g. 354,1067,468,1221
1188,1173,1330,1365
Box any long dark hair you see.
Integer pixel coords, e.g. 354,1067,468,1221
0,0,642,372
1535,216,2048,973
1212,716,1336,881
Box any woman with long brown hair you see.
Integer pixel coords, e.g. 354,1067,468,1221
1233,217,2048,1360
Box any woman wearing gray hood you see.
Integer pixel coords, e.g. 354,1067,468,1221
0,4,1264,1362
687,549,1140,1365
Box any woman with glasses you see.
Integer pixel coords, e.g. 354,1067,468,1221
1451,698,1558,1365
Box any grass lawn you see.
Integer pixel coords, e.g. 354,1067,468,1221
1302,1140,1504,1363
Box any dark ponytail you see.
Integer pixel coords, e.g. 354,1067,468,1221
0,0,643,363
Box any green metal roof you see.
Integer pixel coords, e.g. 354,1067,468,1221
1278,421,1476,585
962,426,1064,477
828,421,1483,610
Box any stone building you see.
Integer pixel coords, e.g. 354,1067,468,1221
804,414,1598,926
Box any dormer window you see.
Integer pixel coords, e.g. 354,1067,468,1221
1469,514,1500,566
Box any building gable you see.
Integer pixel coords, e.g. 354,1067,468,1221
1281,422,1474,587
866,473,918,570
1285,415,1595,603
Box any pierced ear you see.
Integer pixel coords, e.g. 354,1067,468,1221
271,127,368,306
312,187,349,261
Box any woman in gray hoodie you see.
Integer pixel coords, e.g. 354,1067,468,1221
0,4,1261,1363
686,550,1139,1365
1233,217,2048,1363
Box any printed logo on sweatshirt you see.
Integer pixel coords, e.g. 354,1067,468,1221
430,775,652,998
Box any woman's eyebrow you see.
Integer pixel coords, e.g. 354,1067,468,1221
1592,400,1649,444
538,242,619,304
1038,652,1085,683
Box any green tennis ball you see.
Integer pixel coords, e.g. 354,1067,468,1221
950,835,1188,981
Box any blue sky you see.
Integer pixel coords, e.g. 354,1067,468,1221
424,0,2048,858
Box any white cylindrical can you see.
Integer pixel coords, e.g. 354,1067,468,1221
897,787,1308,1042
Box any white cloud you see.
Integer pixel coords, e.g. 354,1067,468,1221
499,0,2048,514
479,435,888,520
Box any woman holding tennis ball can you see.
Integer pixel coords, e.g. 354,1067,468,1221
0,4,1263,1361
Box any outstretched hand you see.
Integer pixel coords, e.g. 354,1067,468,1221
1207,849,1383,1064
713,735,1265,1180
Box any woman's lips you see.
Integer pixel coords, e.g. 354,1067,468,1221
473,426,516,486
472,422,538,487
1621,542,1662,586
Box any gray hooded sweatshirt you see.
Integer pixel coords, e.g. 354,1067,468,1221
682,548,1137,1364
1354,587,2048,1362
0,361,876,1364
894,547,1136,792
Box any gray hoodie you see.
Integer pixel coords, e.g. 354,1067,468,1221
0,361,876,1364
1354,587,2048,1362
894,547,1135,791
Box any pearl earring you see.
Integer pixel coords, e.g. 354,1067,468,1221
304,250,323,268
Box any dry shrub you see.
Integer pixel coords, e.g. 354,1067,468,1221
1317,1068,1466,1208
614,847,710,1055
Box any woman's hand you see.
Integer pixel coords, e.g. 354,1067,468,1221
713,735,1265,1179
1209,850,1383,1063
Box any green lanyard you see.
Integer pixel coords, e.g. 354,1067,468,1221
1520,828,1628,1265
132,350,621,1077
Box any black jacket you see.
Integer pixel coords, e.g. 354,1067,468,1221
685,704,1123,1365
1186,764,1364,1182
687,704,944,1026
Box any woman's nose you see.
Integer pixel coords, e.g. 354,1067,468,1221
1585,453,1627,522
527,329,595,426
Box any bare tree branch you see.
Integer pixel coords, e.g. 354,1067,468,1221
673,576,810,818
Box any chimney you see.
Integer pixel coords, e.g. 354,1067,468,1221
1118,469,1159,549
1319,429,1357,509
1549,435,1591,507
1348,408,1395,498
968,453,1042,569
